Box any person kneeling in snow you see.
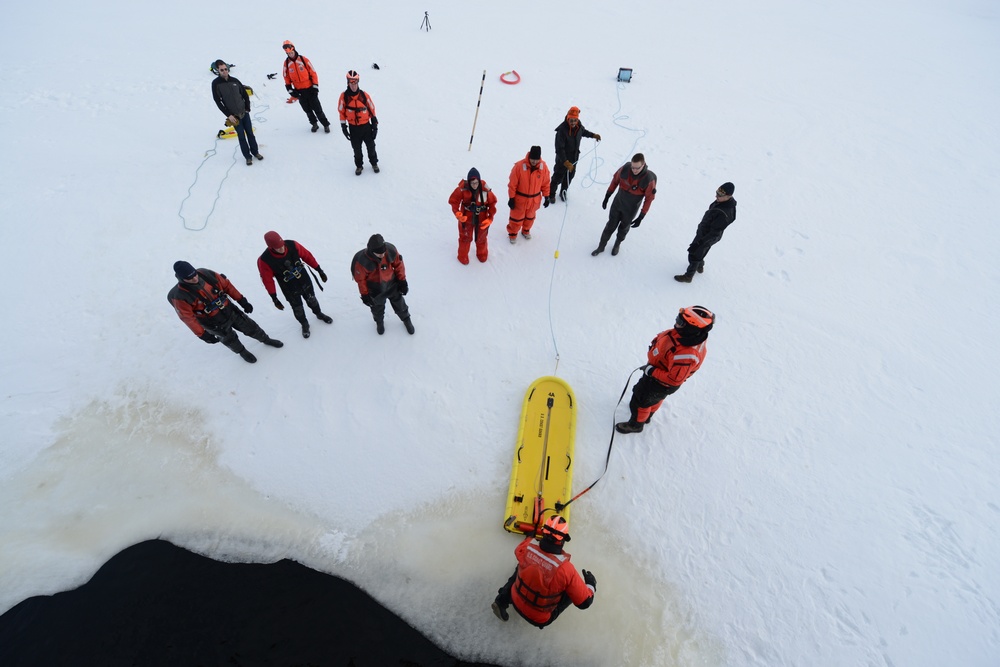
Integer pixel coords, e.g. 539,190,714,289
616,305,714,434
492,515,596,628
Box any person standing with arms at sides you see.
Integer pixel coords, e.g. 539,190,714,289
674,183,737,282
338,70,379,175
506,146,550,244
351,234,414,335
257,231,333,339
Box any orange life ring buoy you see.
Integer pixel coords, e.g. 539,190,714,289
500,70,521,85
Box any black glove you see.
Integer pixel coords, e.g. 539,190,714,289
602,192,611,210
285,84,293,93
238,297,253,313
290,89,301,98
508,197,516,209
398,279,409,296
311,84,318,91
631,213,645,228
371,125,378,140
543,196,550,208
582,569,597,589
270,294,284,310
341,123,351,140
642,364,654,376
199,331,219,344
361,294,374,306
317,267,328,283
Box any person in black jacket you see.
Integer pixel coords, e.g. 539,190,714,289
211,60,263,166
547,106,601,204
350,234,414,335
674,183,738,282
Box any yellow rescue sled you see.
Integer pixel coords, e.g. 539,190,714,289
503,376,576,535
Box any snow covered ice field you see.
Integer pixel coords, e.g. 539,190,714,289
2,1,999,665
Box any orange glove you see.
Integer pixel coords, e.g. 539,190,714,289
563,160,575,172
455,211,468,223
479,217,492,229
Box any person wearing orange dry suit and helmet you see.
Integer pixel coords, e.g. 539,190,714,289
448,167,498,264
338,69,379,175
506,145,551,244
615,305,714,434
281,40,331,133
168,261,283,364
492,515,597,629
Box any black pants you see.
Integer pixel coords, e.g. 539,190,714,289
282,281,325,325
496,569,573,629
550,162,576,194
202,307,269,355
368,287,408,323
685,232,724,272
598,199,640,249
628,374,678,423
296,88,329,127
349,123,378,168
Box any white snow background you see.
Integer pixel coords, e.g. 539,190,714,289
2,1,999,665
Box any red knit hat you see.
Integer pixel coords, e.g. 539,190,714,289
567,106,581,119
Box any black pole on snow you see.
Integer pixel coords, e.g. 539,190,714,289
468,70,486,151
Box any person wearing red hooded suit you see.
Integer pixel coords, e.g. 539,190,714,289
506,146,551,243
492,515,597,629
448,167,498,264
257,231,333,339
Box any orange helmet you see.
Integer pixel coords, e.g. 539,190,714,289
346,69,360,83
540,515,570,543
676,305,715,332
282,40,295,51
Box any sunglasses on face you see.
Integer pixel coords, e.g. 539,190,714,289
283,46,294,51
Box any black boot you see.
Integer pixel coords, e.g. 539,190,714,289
311,122,319,133
403,318,415,335
301,322,311,338
239,349,257,364
316,312,333,324
376,320,385,335
674,272,694,283
615,420,644,434
696,261,705,274
262,338,284,348
611,240,622,256
591,246,605,256
491,596,509,622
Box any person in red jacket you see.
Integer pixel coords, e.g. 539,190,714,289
592,153,657,257
448,167,498,264
282,40,331,133
351,234,414,335
506,145,551,243
167,261,283,364
257,231,333,339
616,306,714,433
492,515,597,628
338,70,379,175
